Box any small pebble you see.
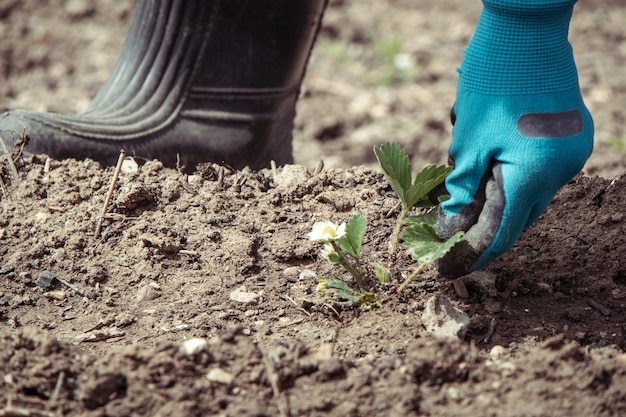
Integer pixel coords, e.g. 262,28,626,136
218,328,236,342
121,157,139,174
187,174,203,186
283,267,300,279
445,387,462,401
36,271,57,290
34,211,49,224
489,345,507,361
299,269,317,281
181,338,208,356
229,288,260,305
136,282,161,302
207,368,234,385
452,278,469,299
498,361,517,377
463,271,498,297
114,313,136,327
274,165,310,188
421,295,470,339
44,290,66,301
64,0,95,18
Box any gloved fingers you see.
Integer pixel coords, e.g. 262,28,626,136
437,162,505,278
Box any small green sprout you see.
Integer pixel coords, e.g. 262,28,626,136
317,279,380,311
373,38,418,84
374,262,390,284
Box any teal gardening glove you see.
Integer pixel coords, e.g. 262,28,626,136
437,0,594,278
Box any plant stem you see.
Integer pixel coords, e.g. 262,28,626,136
331,241,365,288
389,208,407,256
387,207,408,278
397,263,426,292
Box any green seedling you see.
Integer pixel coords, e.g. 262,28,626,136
374,262,390,284
374,141,451,258
308,142,464,308
308,214,367,288
373,38,418,84
375,141,463,287
309,214,380,308
317,279,380,311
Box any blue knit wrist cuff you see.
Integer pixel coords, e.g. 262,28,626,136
458,0,579,95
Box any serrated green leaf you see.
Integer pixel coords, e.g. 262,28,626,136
374,142,412,208
404,164,452,209
325,280,380,310
403,209,438,228
336,214,367,258
375,142,451,212
326,279,360,303
402,223,464,264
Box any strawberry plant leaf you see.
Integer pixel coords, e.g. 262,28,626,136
374,142,451,212
403,208,438,227
326,279,380,310
326,279,360,303
404,164,452,209
374,142,412,209
402,222,464,264
336,214,367,258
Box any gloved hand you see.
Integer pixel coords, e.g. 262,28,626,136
436,0,594,278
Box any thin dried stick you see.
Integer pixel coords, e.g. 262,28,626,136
270,160,278,183
280,294,312,317
95,150,126,238
50,371,65,406
397,263,426,292
0,133,20,181
55,275,88,298
323,303,342,321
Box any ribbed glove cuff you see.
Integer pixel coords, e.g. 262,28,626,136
458,0,579,95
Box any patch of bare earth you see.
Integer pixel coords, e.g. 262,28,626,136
2,0,626,416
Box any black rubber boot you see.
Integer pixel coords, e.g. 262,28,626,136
0,0,327,171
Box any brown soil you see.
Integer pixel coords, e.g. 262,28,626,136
2,1,626,416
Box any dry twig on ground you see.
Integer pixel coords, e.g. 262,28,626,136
95,150,126,238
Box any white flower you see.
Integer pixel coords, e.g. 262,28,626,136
308,221,346,242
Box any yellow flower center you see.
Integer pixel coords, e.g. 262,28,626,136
322,226,336,237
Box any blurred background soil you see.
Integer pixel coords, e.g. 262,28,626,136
1,0,624,177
